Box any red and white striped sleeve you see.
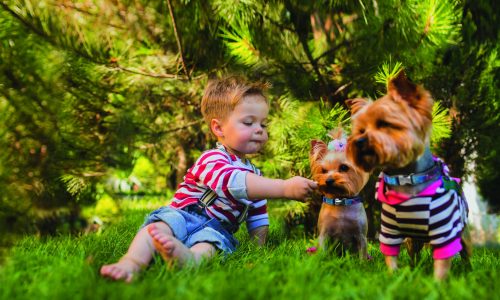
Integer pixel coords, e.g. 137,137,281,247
191,150,251,203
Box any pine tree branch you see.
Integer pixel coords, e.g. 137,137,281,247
1,89,99,156
0,90,50,143
133,1,166,46
165,0,190,80
256,11,295,32
333,82,352,96
283,0,329,96
0,2,107,65
51,2,96,16
1,69,105,156
48,2,127,30
0,2,46,40
152,119,203,137
313,39,351,63
109,63,204,81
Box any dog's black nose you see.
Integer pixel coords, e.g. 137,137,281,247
325,178,335,186
355,137,368,149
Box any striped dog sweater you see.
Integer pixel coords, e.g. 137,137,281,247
377,159,468,259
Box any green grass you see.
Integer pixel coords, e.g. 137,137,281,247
1,200,499,300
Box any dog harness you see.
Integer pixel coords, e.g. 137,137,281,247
376,157,468,259
322,195,362,206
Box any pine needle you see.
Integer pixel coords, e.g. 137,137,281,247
374,60,404,89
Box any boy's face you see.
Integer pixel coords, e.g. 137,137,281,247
214,94,269,157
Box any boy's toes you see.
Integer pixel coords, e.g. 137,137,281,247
121,270,134,283
100,261,138,283
147,223,159,236
106,266,123,280
113,268,126,279
152,236,173,255
163,240,176,255
110,267,133,282
100,265,115,277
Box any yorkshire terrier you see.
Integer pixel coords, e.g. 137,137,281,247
310,129,370,258
346,70,471,280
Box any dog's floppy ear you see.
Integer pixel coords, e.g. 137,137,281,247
310,140,327,162
345,98,369,115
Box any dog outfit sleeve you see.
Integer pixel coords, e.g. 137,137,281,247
380,244,401,256
432,237,462,259
379,203,404,256
428,184,467,259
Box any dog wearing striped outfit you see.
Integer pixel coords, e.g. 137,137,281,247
345,70,471,280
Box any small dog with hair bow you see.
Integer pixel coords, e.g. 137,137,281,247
310,128,370,258
346,70,471,280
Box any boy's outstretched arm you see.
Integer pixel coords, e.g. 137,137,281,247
245,172,317,201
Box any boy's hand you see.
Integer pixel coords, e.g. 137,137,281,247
283,176,317,201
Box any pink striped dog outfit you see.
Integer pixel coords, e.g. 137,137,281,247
377,159,468,259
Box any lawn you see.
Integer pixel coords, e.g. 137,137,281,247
1,198,499,300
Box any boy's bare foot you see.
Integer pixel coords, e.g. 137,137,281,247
100,256,142,283
147,223,193,265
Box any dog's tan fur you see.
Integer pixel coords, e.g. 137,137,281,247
346,71,471,280
310,134,370,258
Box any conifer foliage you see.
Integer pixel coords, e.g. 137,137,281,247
0,0,498,233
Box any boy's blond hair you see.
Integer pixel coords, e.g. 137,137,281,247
201,76,269,126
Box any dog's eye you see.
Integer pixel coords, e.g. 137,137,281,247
377,119,399,129
339,164,349,172
376,120,392,128
322,168,328,173
358,128,365,134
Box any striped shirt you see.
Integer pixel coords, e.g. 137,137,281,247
377,159,468,259
170,144,269,232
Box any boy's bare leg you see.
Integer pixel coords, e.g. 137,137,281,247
147,223,217,265
190,242,217,263
100,222,173,282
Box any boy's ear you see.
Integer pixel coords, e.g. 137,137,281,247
310,140,327,162
210,119,224,138
345,98,369,115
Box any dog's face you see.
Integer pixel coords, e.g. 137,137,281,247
346,71,434,172
310,140,369,199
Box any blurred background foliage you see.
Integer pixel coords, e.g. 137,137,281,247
0,0,498,238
